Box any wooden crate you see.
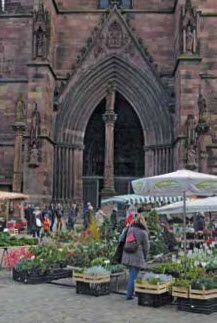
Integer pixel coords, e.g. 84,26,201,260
135,281,169,295
172,286,189,299
73,272,110,284
189,287,217,300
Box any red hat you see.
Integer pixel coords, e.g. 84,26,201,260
125,212,135,225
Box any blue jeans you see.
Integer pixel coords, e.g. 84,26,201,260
127,267,139,299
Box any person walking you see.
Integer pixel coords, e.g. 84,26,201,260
67,203,77,230
121,214,149,300
56,203,63,231
32,206,43,238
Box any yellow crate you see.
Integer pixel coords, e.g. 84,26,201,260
135,281,170,295
172,286,189,299
73,272,110,284
189,287,217,300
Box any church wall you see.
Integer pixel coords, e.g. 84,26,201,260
0,18,32,78
56,0,176,10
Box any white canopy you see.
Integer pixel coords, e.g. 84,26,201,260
132,169,217,197
101,194,183,206
155,196,217,215
0,191,29,201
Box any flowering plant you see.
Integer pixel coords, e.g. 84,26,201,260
4,247,33,268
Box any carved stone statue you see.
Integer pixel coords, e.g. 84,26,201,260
29,142,39,167
186,25,194,53
106,83,116,111
107,21,123,48
182,0,197,54
30,103,40,147
186,114,196,146
186,145,197,168
36,26,45,58
16,98,25,123
198,93,208,122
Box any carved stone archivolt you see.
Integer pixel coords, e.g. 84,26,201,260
29,103,41,167
32,0,50,60
181,0,197,54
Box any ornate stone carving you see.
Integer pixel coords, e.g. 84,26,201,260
32,0,50,60
196,92,210,134
103,111,117,124
15,96,26,124
185,114,198,169
106,21,123,48
29,103,40,167
181,0,197,54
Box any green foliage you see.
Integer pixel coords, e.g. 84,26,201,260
0,233,37,247
110,264,125,274
191,275,217,290
172,278,191,288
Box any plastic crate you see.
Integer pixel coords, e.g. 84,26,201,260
13,268,72,284
76,281,111,297
137,292,172,308
177,297,217,315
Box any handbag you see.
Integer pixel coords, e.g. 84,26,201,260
123,229,138,254
113,228,128,264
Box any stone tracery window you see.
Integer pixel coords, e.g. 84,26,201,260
1,0,5,12
98,0,132,9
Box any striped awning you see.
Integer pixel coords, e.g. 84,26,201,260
101,194,183,206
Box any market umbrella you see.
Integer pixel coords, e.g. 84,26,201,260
0,191,29,226
155,195,217,215
132,169,217,273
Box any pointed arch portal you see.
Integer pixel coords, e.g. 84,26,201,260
53,56,174,205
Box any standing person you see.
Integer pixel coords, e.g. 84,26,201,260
32,206,43,238
43,214,50,236
83,205,93,230
110,208,118,230
67,203,77,230
24,204,34,234
49,203,56,232
121,215,149,300
56,203,63,231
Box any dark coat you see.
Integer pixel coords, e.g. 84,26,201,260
121,226,149,270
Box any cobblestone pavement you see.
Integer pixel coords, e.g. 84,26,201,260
0,270,216,323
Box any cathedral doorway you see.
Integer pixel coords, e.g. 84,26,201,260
83,92,144,206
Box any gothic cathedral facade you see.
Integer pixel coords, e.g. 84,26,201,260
0,0,216,205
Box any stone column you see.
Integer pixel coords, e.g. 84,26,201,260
12,123,26,192
73,146,84,207
101,88,117,197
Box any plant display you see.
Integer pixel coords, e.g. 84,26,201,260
0,233,37,247
109,264,125,274
191,275,217,290
4,247,33,268
136,272,173,285
172,278,191,288
145,210,168,256
84,266,110,276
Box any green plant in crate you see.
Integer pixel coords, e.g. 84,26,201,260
172,278,191,288
191,275,217,290
110,264,125,274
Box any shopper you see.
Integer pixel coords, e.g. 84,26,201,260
121,214,149,300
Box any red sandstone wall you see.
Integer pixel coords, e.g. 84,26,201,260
56,0,176,10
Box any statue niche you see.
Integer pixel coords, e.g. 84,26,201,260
32,1,50,60
182,0,197,54
29,103,40,168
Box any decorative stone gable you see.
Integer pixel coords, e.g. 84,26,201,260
32,0,50,61
55,6,157,102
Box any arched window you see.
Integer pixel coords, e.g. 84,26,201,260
1,0,5,12
98,0,132,9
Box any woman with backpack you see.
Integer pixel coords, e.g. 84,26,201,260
32,206,43,238
121,214,149,300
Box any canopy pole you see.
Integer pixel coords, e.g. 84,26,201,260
183,191,187,277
